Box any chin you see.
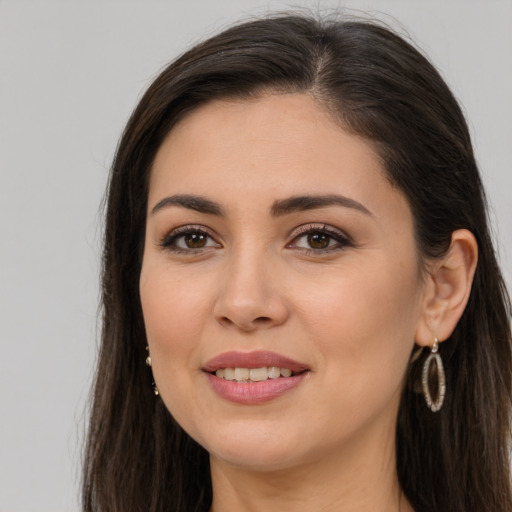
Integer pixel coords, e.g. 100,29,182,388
211,442,304,473
190,420,306,471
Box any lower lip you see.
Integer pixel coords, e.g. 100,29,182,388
205,372,308,404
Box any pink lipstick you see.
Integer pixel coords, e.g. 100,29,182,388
203,351,309,404
203,350,308,373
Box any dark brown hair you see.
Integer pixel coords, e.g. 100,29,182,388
82,13,512,512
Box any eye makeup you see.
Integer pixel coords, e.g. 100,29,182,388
159,224,221,254
287,223,354,255
158,221,353,258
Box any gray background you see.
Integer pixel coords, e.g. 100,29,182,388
1,1,510,511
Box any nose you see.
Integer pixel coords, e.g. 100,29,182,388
213,250,289,332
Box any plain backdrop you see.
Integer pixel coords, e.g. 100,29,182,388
0,1,510,510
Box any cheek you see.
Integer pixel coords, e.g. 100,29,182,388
139,259,214,383
139,267,208,420
297,255,421,401
300,254,420,334
140,267,210,347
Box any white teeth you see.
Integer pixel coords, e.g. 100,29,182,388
234,367,249,381
249,367,268,381
215,366,297,382
268,366,281,379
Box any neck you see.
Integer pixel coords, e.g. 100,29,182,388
209,420,412,512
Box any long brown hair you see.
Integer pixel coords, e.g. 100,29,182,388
82,13,512,512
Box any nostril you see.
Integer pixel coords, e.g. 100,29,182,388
254,316,271,323
217,315,272,331
219,316,234,325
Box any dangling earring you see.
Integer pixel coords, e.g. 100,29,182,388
145,346,159,396
421,338,445,412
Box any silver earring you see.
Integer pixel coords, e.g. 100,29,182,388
421,338,445,412
145,346,159,396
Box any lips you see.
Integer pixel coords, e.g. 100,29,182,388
203,350,309,373
203,351,310,404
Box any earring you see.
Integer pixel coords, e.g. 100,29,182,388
421,338,445,412
145,346,159,396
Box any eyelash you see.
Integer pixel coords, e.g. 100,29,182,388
287,224,353,254
160,225,219,254
159,224,353,255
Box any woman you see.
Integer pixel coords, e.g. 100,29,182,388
82,13,512,512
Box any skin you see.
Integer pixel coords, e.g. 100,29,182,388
139,93,477,512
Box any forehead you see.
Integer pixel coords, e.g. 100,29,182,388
151,94,382,189
148,94,414,256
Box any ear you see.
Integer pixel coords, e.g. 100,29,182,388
415,229,478,346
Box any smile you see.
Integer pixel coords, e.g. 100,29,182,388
203,351,310,404
214,367,295,382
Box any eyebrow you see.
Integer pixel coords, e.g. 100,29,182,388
151,194,224,216
270,194,372,217
150,193,372,217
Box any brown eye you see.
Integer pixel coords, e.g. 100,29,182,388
288,225,352,254
184,233,208,248
161,227,220,253
307,233,330,249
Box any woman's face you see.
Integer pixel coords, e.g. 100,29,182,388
140,94,426,471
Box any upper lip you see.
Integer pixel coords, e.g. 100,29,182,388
203,351,309,373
